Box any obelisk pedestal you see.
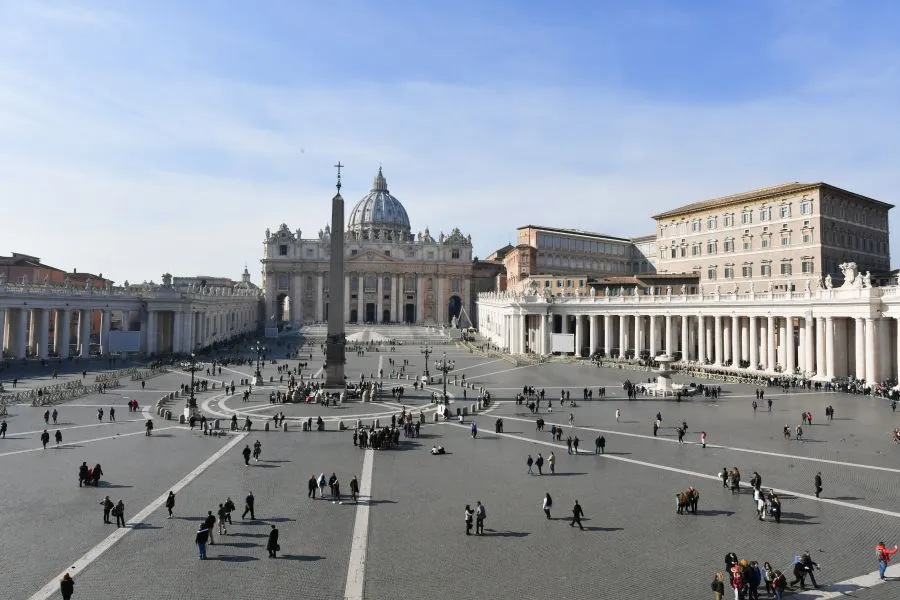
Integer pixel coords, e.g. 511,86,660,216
324,168,346,390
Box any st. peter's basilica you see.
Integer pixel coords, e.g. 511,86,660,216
261,168,474,329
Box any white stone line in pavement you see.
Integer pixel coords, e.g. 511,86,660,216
450,358,505,373
0,427,179,458
13,419,147,437
219,365,253,378
463,363,538,382
498,414,900,476
314,366,325,378
344,448,374,600
790,565,897,599
26,431,248,600
443,422,900,520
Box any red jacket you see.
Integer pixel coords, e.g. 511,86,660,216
877,544,898,562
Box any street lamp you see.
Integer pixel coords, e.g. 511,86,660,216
252,340,266,385
185,352,201,417
421,344,433,378
433,352,455,403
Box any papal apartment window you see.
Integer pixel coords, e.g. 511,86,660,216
707,241,717,254
724,239,734,252
780,263,792,275
724,266,734,279
566,280,573,287
724,214,734,227
742,211,752,225
743,238,752,251
742,265,752,278
306,248,314,257
761,237,770,249
761,263,772,277
544,281,551,288
781,235,790,247
670,247,677,259
800,200,812,215
759,206,771,221
780,205,791,219
278,245,288,256
578,280,584,287
802,260,814,274
692,219,701,233
692,244,701,257
557,280,563,288
707,216,717,230
707,266,717,280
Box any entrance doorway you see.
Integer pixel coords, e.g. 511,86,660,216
382,309,391,323
365,303,376,323
448,295,462,325
350,309,358,323
404,303,416,323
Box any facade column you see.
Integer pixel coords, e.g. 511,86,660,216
589,315,599,356
766,316,776,371
825,316,835,379
344,276,351,322
618,315,627,358
15,308,28,358
53,310,63,356
785,318,796,375
731,315,740,367
376,275,384,324
648,315,657,357
146,310,157,355
561,314,570,334
315,274,324,322
391,275,398,323
680,315,689,360
748,316,758,370
574,316,583,357
79,309,92,357
519,314,526,354
865,318,877,383
122,310,130,331
665,314,673,356
713,315,723,366
416,277,426,324
539,313,547,355
816,317,826,377
58,310,71,359
604,314,613,357
896,318,900,382
0,308,6,354
36,308,50,359
877,319,891,382
172,310,183,353
804,316,814,376
740,318,749,362
100,309,111,355
357,275,365,323
634,314,642,357
854,318,866,380
185,311,194,352
697,316,706,363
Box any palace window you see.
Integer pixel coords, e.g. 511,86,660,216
759,206,771,221
707,266,717,280
761,237,770,249
692,243,701,257
350,249,358,256
741,210,752,225
761,263,772,277
670,246,677,259
707,240,718,255
724,265,734,279
278,245,288,256
801,260,814,274
707,216,717,230
742,238,752,251
450,248,460,259
691,219,702,233
781,234,790,247
780,262,792,275
306,248,314,257
544,280,551,288
780,204,791,219
557,280,563,288
724,213,734,228
800,200,813,215
724,238,734,253
742,265,752,278
451,278,461,293
277,274,288,290
351,277,359,291
404,275,416,291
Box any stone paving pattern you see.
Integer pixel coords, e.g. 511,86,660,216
1,326,899,599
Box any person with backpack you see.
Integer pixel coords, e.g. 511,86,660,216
542,492,553,519
474,501,486,535
711,570,725,600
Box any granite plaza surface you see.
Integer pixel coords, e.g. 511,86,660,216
2,326,900,600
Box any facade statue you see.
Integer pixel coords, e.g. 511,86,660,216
804,279,811,294
825,274,833,289
590,287,596,297
633,285,640,296
839,262,859,288
863,271,872,288
265,228,271,240
680,284,686,296
64,276,72,289
714,284,720,296
666,285,672,296
0,272,5,285
731,283,738,295
748,282,755,294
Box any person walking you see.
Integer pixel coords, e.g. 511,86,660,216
217,503,228,536
548,452,556,475
40,429,50,449
224,497,235,525
100,496,114,524
526,454,534,474
570,499,585,530
308,475,318,498
109,407,115,422
474,501,486,535
54,430,62,446
0,420,6,438
349,475,359,503
165,491,175,518
711,571,725,600
242,491,255,520
814,472,823,498
267,524,279,558
52,409,58,424
535,453,544,475
114,499,126,528
772,570,787,600
242,445,251,466
799,551,819,588
700,431,707,448
59,573,75,600
195,523,210,559
253,440,262,461
97,408,103,422
876,541,898,580
204,511,216,545
615,409,620,423
464,504,474,535
542,492,553,519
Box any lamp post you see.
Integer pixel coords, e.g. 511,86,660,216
421,344,432,378
252,340,266,385
433,352,455,403
185,352,201,417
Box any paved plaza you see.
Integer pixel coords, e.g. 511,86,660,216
2,325,900,599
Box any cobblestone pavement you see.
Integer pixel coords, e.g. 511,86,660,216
3,330,899,600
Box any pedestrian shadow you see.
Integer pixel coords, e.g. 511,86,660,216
279,554,325,561
695,509,735,517
355,498,397,506
482,529,529,538
263,459,292,463
130,523,162,530
103,484,133,489
252,464,281,468
823,582,866,594
779,512,818,525
179,516,209,521
618,420,640,424
216,542,260,549
226,532,268,538
244,517,296,524
55,445,80,449
211,555,258,562
602,452,631,455
546,472,589,477
830,496,862,501
583,526,623,532
151,434,175,438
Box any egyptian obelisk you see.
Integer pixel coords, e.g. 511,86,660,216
324,162,346,389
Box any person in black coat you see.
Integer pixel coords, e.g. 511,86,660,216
195,524,209,559
308,475,317,498
41,430,50,449
60,573,74,600
267,524,279,558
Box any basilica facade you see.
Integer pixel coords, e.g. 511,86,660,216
261,168,474,328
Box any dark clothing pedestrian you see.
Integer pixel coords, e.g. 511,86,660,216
242,492,255,520
570,501,585,530
100,497,113,524
195,526,209,559
40,430,50,449
242,445,251,466
814,473,823,498
308,476,317,498
114,500,126,528
165,492,175,518
60,574,74,600
267,525,279,558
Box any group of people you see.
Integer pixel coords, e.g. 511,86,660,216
306,473,360,503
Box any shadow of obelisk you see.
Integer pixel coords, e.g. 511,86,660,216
324,162,346,390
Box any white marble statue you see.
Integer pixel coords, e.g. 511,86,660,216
680,284,687,296
804,279,811,294
839,262,859,288
666,285,672,296
825,274,833,289
863,271,872,288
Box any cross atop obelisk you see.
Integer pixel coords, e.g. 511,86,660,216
334,161,343,192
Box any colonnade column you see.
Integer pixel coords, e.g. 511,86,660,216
766,316,776,371
713,316,723,366
634,315,642,357
357,275,364,323
680,315,689,361
59,310,71,359
648,315,657,357
0,309,6,354
391,276,398,323
36,309,50,359
854,318,866,380
731,315,740,367
697,316,706,363
315,274,324,322
79,309,91,357
865,318,876,383
344,276,351,322
171,310,182,354
748,316,758,370
14,308,27,358
618,315,626,358
804,316,814,376
574,316,583,357
604,315,612,357
665,315,673,356
376,276,383,324
785,318,796,375
589,315,599,356
816,317,826,378
896,317,900,383
825,317,835,379
146,310,157,355
539,314,547,355
100,309,111,355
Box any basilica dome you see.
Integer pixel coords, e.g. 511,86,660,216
347,168,411,241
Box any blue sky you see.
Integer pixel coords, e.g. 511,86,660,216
2,0,900,283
